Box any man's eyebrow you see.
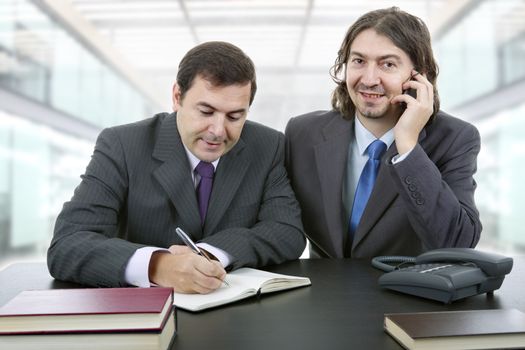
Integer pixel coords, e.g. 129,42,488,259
349,51,365,57
196,102,216,110
378,54,402,62
196,102,247,114
349,51,403,62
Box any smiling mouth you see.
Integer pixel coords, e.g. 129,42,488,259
360,92,384,99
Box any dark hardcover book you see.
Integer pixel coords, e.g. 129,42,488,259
384,308,525,350
0,287,176,350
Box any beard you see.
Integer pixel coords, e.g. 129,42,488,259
357,103,389,119
353,92,404,120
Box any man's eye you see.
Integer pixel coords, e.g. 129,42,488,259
351,58,363,64
228,114,243,121
383,62,396,69
199,110,213,115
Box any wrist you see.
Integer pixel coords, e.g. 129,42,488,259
148,251,170,285
395,136,417,155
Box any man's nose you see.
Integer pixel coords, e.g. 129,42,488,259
361,65,381,86
208,115,226,138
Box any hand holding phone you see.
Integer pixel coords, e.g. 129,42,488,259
390,70,434,154
401,71,419,103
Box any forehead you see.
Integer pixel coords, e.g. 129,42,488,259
349,28,412,63
185,75,251,110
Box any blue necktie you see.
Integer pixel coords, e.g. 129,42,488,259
195,161,214,225
349,140,387,238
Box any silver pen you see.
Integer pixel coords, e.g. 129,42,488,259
175,227,230,287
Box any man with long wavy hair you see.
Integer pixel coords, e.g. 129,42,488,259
285,7,481,258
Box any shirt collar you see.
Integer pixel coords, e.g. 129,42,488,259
354,116,395,156
182,145,220,172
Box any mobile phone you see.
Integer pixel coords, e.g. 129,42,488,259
403,71,418,100
403,87,417,99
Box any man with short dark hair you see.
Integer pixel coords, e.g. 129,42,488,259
48,41,306,293
285,7,481,258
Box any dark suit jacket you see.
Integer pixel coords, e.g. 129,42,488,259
48,113,305,287
284,110,481,258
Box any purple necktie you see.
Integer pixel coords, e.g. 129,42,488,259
195,161,214,225
349,139,387,238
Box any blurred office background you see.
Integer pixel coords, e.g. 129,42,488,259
1,0,524,269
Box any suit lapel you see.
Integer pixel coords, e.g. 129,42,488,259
205,138,249,235
152,113,202,239
352,128,428,249
313,115,352,257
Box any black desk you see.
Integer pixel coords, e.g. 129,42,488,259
1,258,523,350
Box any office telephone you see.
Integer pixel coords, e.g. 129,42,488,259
372,248,513,303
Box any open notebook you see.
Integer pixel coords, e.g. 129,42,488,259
172,267,311,312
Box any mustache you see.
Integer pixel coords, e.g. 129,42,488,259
356,84,385,94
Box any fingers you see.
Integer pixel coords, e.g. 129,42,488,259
149,249,226,294
401,70,433,107
195,259,227,283
391,70,434,154
178,256,226,294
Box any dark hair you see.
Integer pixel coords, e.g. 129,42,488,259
177,41,257,105
330,7,440,121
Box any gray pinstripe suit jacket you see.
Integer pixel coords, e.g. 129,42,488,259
285,110,481,259
47,112,306,287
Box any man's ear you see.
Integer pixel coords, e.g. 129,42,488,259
172,83,182,112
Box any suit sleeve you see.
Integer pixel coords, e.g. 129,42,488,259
388,123,482,249
47,128,142,287
201,133,306,269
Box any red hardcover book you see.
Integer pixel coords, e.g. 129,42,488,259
0,287,173,334
0,288,176,350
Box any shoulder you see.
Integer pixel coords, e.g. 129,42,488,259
101,112,170,140
107,112,170,136
97,112,172,152
427,110,480,141
286,110,342,130
241,120,283,143
285,110,349,144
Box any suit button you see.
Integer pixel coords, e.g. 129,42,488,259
408,184,417,192
411,191,421,199
405,176,413,184
416,198,425,205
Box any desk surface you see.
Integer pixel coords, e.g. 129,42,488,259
1,258,523,350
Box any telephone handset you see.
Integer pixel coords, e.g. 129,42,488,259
403,87,417,99
372,248,513,303
401,72,418,107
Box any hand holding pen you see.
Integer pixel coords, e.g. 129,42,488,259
148,228,228,294
175,227,230,287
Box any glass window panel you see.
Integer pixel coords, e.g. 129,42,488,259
501,33,525,85
50,31,81,117
474,103,525,252
79,51,103,125
10,122,50,247
0,0,15,50
0,113,12,254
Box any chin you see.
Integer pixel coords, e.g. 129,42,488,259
359,109,387,119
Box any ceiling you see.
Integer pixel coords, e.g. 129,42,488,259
68,0,450,72
60,0,525,128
